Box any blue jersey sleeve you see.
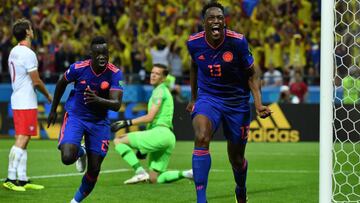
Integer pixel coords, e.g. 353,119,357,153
186,41,195,61
238,37,254,69
64,63,78,82
110,71,124,91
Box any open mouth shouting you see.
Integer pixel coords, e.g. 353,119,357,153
210,25,222,39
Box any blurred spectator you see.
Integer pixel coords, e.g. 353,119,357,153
169,42,183,81
290,71,308,103
149,36,170,67
278,85,300,104
305,66,319,85
0,0,321,85
264,36,283,70
342,66,360,104
289,34,306,70
263,64,283,87
130,40,147,83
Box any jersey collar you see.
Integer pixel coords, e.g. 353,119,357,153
205,29,226,50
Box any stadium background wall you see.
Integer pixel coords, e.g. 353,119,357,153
0,102,323,142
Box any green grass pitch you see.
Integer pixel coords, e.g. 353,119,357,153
0,140,319,202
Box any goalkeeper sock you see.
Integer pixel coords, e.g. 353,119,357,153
192,147,211,203
232,159,248,201
157,171,184,183
115,143,142,171
74,173,97,202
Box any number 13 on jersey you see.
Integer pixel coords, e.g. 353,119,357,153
208,64,222,77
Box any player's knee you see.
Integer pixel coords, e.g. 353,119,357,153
195,132,211,147
230,158,246,171
61,151,77,165
61,154,77,165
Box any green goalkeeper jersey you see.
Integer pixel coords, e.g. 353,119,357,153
147,82,174,130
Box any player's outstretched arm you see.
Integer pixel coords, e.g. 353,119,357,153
84,87,122,111
247,65,272,119
110,98,161,132
186,61,198,112
47,77,69,127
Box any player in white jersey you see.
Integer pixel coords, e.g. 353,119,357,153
3,18,52,192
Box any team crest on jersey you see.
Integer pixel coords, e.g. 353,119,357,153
222,51,233,62
100,81,109,90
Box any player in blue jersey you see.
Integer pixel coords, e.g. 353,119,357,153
47,36,123,203
186,2,272,203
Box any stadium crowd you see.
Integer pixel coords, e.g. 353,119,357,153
0,0,321,88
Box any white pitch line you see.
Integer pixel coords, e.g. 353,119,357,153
0,168,319,182
0,169,131,181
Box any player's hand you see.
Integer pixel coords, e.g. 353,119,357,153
47,111,57,128
256,105,272,119
84,86,100,104
136,150,147,160
111,120,132,132
46,94,53,104
186,100,195,113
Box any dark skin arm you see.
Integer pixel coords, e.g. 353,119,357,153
84,86,122,112
186,61,198,112
47,77,69,127
247,65,272,119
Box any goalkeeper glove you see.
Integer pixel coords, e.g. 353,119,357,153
110,119,132,132
136,150,148,160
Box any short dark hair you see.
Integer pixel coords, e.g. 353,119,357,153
153,63,169,76
201,1,224,18
12,18,32,42
91,36,107,47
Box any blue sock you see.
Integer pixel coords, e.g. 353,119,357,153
192,147,211,203
77,146,85,158
74,173,97,202
233,159,248,201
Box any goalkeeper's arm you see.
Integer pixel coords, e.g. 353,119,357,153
110,100,161,132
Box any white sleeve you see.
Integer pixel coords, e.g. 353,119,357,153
25,51,38,72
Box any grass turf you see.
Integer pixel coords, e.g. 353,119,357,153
0,140,319,203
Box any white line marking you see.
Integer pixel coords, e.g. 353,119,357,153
0,168,319,182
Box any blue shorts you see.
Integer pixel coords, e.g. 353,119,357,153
58,112,110,157
191,98,251,144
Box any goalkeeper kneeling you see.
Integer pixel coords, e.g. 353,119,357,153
111,64,193,184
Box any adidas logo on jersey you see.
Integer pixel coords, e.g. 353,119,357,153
249,103,300,142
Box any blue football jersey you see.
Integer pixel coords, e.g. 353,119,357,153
63,59,123,120
187,29,254,107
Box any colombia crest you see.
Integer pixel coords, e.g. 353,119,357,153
222,51,233,62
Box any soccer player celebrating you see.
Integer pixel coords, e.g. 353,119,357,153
4,18,52,192
47,36,123,203
186,2,272,203
111,64,193,184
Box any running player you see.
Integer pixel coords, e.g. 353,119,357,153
47,36,123,203
186,2,272,203
4,18,52,192
111,64,192,184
